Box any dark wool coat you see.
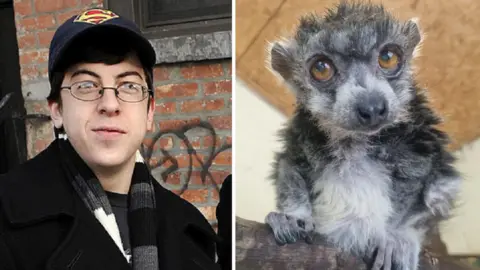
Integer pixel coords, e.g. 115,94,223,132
0,142,223,270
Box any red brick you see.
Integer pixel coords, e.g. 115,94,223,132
80,0,96,4
180,137,201,149
166,153,205,169
211,189,219,201
158,118,201,131
155,83,198,98
159,137,174,150
56,7,83,24
148,156,160,168
205,99,224,111
208,116,231,130
191,170,230,185
197,206,216,221
213,171,231,185
189,172,212,185
153,66,171,81
203,135,222,148
34,138,52,153
171,189,182,196
225,62,232,76
20,65,38,81
38,30,55,47
20,51,39,65
38,65,49,78
17,17,37,32
15,0,33,16
144,136,173,151
148,123,157,134
155,102,176,114
180,189,208,203
180,63,223,79
31,101,50,114
142,138,158,152
37,14,56,29
180,100,204,113
17,33,36,50
164,172,181,185
35,0,78,13
161,158,174,169
179,99,224,112
225,136,232,145
37,50,49,64
203,80,232,95
212,151,231,166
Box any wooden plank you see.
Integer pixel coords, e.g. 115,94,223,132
237,0,480,150
235,0,284,61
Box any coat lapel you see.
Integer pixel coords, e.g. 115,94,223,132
46,194,131,270
0,141,132,270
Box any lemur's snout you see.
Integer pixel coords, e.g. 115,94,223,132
355,93,388,128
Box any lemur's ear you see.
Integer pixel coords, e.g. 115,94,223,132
268,40,295,81
403,17,423,56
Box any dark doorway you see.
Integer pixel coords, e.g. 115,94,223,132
0,0,28,174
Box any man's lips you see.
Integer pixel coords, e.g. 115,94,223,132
91,126,127,134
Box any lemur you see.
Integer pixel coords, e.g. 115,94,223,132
264,1,462,269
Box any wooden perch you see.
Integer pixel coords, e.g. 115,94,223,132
235,217,476,270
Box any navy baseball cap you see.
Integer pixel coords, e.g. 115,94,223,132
47,8,156,96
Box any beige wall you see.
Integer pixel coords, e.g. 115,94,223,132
235,80,281,223
440,139,480,255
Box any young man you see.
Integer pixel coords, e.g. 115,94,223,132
0,8,224,270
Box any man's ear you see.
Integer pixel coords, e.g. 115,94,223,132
146,96,155,132
48,99,63,129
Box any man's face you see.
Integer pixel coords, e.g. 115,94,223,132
49,54,155,170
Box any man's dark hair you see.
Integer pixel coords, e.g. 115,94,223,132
47,29,154,107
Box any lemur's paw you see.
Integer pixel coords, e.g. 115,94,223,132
424,177,461,217
366,232,420,270
265,212,316,245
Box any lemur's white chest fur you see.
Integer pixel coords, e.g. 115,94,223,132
311,147,393,253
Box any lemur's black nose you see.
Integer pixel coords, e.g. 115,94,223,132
356,93,388,127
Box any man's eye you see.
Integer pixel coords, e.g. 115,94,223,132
76,81,97,89
119,82,142,91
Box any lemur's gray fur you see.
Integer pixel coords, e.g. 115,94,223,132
264,1,462,270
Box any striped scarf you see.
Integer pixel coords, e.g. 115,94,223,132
55,129,158,269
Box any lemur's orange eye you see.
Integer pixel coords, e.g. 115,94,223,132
310,57,335,81
378,48,400,70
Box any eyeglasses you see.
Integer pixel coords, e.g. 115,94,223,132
60,80,153,102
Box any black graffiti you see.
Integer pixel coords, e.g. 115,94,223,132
140,120,231,195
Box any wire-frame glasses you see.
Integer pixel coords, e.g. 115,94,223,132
60,80,152,102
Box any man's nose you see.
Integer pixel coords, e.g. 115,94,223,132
97,88,121,114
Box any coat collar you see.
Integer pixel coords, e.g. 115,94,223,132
0,140,76,226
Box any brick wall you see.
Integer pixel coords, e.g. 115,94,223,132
146,61,232,228
13,0,232,228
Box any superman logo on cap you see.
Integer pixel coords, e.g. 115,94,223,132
73,9,119,25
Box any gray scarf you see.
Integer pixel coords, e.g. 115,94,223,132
55,128,158,269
